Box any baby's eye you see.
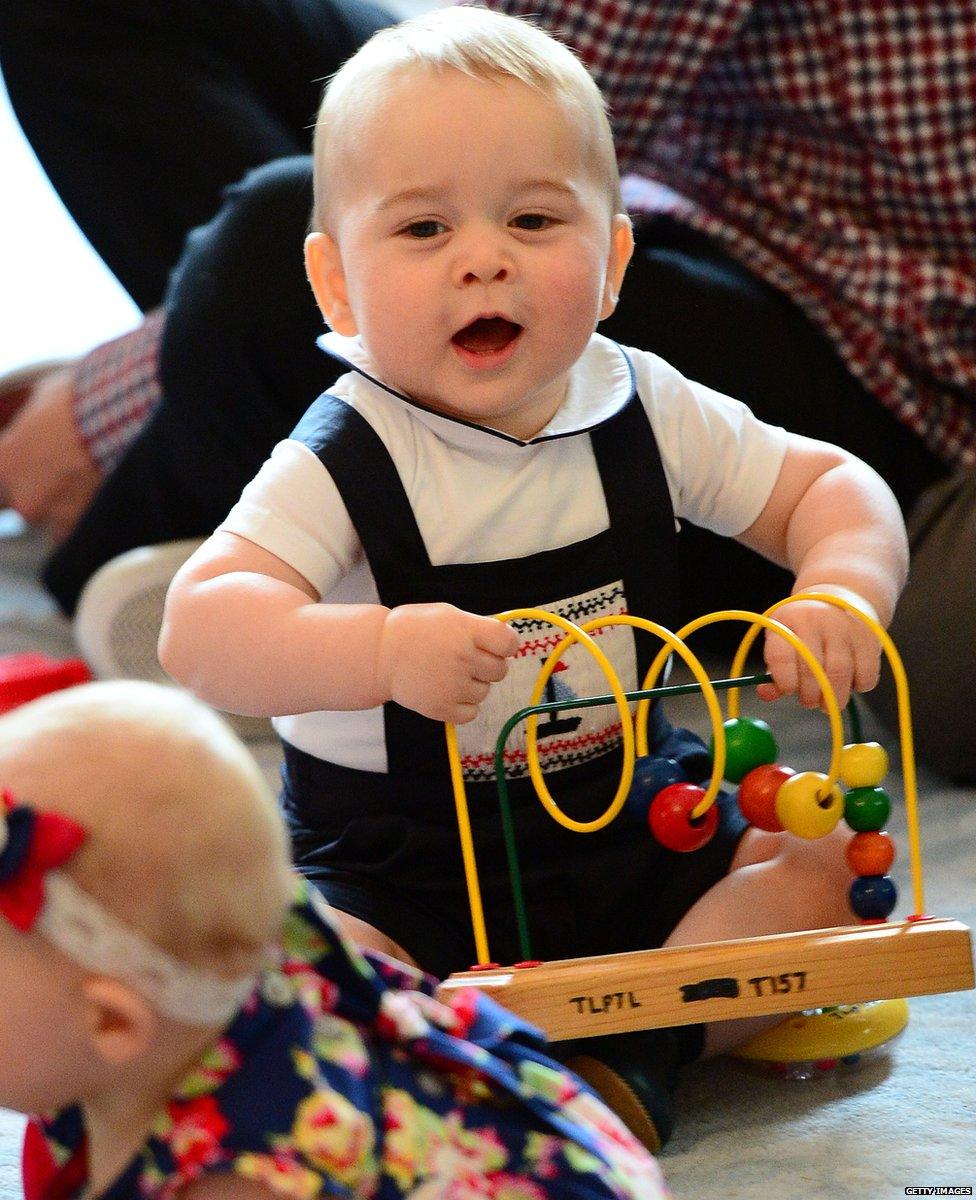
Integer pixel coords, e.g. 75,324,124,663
403,219,447,239
511,213,556,231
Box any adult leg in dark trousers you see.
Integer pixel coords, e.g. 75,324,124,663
43,157,336,608
0,0,392,600
0,0,393,310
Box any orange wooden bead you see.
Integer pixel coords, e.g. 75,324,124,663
737,762,795,831
846,830,896,876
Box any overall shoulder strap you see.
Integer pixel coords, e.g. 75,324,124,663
590,376,680,639
291,393,433,596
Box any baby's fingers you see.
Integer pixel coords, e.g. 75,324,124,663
762,627,806,703
469,647,510,685
810,620,883,708
437,677,491,724
814,640,855,710
474,617,519,658
755,679,783,703
761,604,883,712
852,635,882,694
764,627,847,709
450,701,481,725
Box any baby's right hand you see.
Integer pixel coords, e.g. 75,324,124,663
376,603,519,723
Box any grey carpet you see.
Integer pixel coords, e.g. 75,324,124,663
1,519,973,1199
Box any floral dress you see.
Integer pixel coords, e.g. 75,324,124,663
24,880,669,1200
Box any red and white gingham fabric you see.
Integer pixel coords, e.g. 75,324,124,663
73,308,164,475
489,0,976,467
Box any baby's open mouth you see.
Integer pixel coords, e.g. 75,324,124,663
451,316,523,355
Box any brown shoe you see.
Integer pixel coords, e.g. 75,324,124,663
559,1027,690,1153
563,1051,669,1153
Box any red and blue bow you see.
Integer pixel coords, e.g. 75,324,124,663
0,790,86,932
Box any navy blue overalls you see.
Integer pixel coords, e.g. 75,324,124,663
280,348,746,981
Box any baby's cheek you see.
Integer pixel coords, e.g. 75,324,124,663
547,253,604,308
536,261,607,354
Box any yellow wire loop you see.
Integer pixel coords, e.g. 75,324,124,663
754,593,924,917
529,614,727,823
506,609,635,833
445,608,636,963
445,721,491,964
657,610,846,797
444,595,925,966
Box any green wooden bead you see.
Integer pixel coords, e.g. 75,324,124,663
844,786,891,832
712,717,778,784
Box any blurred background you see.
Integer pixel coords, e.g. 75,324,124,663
0,72,140,378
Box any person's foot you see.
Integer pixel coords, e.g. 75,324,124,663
0,363,101,542
74,540,273,742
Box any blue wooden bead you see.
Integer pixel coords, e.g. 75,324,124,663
624,755,686,821
849,874,897,920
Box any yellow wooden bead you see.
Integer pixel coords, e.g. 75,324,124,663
839,742,889,789
775,771,845,839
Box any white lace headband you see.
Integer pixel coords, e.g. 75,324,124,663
0,792,258,1027
36,871,259,1026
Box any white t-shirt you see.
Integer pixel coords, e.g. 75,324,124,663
221,332,788,770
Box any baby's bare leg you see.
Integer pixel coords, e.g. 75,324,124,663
663,823,855,1055
332,909,420,969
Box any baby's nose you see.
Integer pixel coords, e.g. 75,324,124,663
456,231,512,285
463,262,508,284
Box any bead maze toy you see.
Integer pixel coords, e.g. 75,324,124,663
437,594,974,1046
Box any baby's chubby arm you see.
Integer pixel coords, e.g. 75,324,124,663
159,531,518,723
735,434,909,710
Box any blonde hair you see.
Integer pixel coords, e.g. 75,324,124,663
311,5,622,231
0,681,292,978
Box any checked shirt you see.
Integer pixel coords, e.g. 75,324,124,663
490,0,976,467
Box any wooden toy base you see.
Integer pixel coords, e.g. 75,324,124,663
438,918,974,1041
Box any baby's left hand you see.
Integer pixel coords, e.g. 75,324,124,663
756,598,882,710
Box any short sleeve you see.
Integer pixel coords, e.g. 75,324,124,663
219,441,361,599
634,351,789,536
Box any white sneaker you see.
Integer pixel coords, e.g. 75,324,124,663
73,539,274,742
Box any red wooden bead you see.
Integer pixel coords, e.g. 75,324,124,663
846,830,896,876
648,783,718,852
737,763,795,831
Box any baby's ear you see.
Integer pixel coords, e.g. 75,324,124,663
305,232,358,336
82,977,158,1066
599,214,635,320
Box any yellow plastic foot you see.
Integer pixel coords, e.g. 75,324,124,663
731,998,910,1068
